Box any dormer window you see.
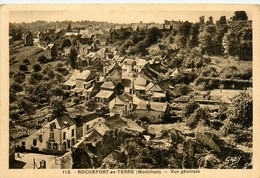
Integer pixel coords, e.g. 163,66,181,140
50,123,56,131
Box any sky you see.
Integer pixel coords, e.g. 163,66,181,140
9,8,252,24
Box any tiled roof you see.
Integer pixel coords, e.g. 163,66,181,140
46,43,55,50
135,75,147,86
77,70,91,80
153,92,166,98
101,81,115,89
121,79,132,88
105,115,129,130
81,113,100,123
137,100,168,112
56,115,76,129
136,58,148,66
95,90,114,99
150,102,168,112
110,105,124,114
145,82,154,91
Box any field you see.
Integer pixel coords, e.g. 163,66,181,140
10,46,46,72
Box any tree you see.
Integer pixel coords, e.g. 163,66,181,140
147,27,161,45
188,23,200,48
29,72,43,84
10,111,20,121
134,40,148,56
10,82,23,93
51,98,67,117
184,101,199,117
229,92,252,127
23,59,30,65
237,26,252,60
33,64,42,72
19,64,28,72
218,16,227,25
13,71,26,83
185,107,210,129
68,47,78,69
38,55,48,64
67,23,72,31
176,21,191,48
199,16,205,25
51,85,64,97
61,38,72,49
72,38,77,46
233,11,248,21
42,66,55,79
18,99,35,119
205,16,214,25
198,25,216,55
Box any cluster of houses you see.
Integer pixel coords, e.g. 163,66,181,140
15,43,176,154
12,20,184,155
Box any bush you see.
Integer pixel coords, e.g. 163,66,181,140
33,64,42,72
23,59,30,65
185,115,198,129
10,82,23,93
229,92,252,128
13,71,26,83
38,55,48,64
29,72,43,84
184,101,199,117
10,112,20,121
19,64,28,72
178,84,190,95
185,107,211,129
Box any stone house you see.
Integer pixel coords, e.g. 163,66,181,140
16,115,76,153
24,32,34,46
46,43,58,60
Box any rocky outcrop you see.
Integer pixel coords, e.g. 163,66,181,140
72,128,252,169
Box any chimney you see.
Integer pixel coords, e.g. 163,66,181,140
98,119,102,127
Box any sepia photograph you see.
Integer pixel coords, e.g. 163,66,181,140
3,4,257,173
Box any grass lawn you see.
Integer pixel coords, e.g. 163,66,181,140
210,56,252,72
10,46,46,72
210,89,252,103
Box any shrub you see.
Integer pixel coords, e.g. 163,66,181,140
10,82,23,93
19,64,28,72
185,107,211,129
229,92,252,128
23,59,31,65
185,115,198,129
13,71,26,83
178,84,190,95
33,64,42,72
38,55,48,64
29,72,43,84
184,101,199,117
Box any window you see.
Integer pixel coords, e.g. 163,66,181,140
47,142,51,149
63,132,66,140
50,123,56,131
39,135,43,142
71,138,75,146
67,140,71,148
53,143,58,150
86,125,89,130
71,129,74,137
33,139,37,146
50,132,54,139
22,141,25,146
63,142,66,149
